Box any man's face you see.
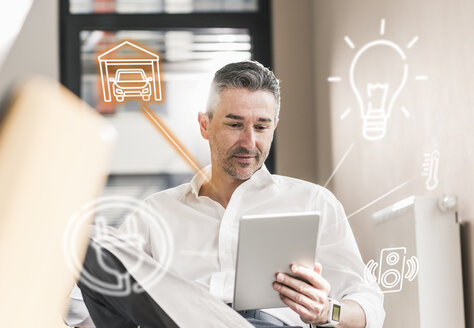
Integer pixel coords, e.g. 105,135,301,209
199,88,278,181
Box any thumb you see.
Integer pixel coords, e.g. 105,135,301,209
314,262,323,275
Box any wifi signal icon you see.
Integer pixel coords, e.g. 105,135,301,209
364,247,419,293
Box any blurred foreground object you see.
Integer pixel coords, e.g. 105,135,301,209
0,77,115,327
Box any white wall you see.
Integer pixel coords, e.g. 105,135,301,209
273,0,474,326
272,0,318,183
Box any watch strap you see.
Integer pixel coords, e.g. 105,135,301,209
311,298,341,327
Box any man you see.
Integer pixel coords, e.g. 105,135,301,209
69,61,384,328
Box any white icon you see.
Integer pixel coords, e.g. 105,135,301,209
350,39,408,140
89,216,146,296
63,196,174,296
110,68,153,102
422,150,440,191
365,247,419,293
98,41,162,103
327,19,428,141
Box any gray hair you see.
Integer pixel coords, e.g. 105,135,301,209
206,61,280,119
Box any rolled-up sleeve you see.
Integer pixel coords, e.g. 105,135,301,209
343,292,385,328
314,188,385,328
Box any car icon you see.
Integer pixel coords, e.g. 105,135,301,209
109,68,153,102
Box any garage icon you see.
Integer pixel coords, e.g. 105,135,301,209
98,41,162,103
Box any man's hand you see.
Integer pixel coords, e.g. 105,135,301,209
273,263,331,325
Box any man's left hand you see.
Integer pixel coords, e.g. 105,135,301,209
273,263,331,325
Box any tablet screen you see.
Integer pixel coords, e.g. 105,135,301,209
233,211,320,311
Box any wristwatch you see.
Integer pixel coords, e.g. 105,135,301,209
310,298,341,328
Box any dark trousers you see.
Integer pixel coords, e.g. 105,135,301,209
78,244,179,328
78,244,301,328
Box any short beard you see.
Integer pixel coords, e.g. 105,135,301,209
222,146,266,180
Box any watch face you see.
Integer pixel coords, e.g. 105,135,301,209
332,304,341,321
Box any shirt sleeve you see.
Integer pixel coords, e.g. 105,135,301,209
118,199,153,257
314,188,385,328
63,284,96,327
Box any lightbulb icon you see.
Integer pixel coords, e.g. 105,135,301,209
327,19,428,141
350,40,408,140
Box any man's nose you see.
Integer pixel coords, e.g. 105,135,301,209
240,126,256,149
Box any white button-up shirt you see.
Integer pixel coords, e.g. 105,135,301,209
121,165,384,327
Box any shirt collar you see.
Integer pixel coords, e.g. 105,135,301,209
188,165,212,197
187,164,273,198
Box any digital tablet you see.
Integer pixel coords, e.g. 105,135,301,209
233,211,320,311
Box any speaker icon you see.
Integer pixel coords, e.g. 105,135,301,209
364,247,419,293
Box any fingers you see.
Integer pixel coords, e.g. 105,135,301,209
284,264,330,293
274,263,331,325
278,294,319,324
274,272,315,299
273,274,327,305
273,280,325,317
314,262,322,275
296,264,330,292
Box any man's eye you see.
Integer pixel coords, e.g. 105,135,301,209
255,125,268,131
227,123,242,128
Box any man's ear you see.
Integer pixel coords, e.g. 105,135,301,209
274,117,279,130
198,112,210,140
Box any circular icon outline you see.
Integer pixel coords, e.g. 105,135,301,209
381,268,401,289
386,252,400,265
63,195,174,296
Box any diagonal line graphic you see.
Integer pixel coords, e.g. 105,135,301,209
347,176,417,219
340,107,352,120
140,104,209,181
324,142,355,188
344,36,355,49
407,36,419,49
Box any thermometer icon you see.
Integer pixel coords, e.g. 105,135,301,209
422,150,440,191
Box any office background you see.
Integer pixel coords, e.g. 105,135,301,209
0,0,472,326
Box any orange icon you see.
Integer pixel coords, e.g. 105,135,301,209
98,41,162,103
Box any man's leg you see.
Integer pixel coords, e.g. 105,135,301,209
78,242,301,328
77,243,179,328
